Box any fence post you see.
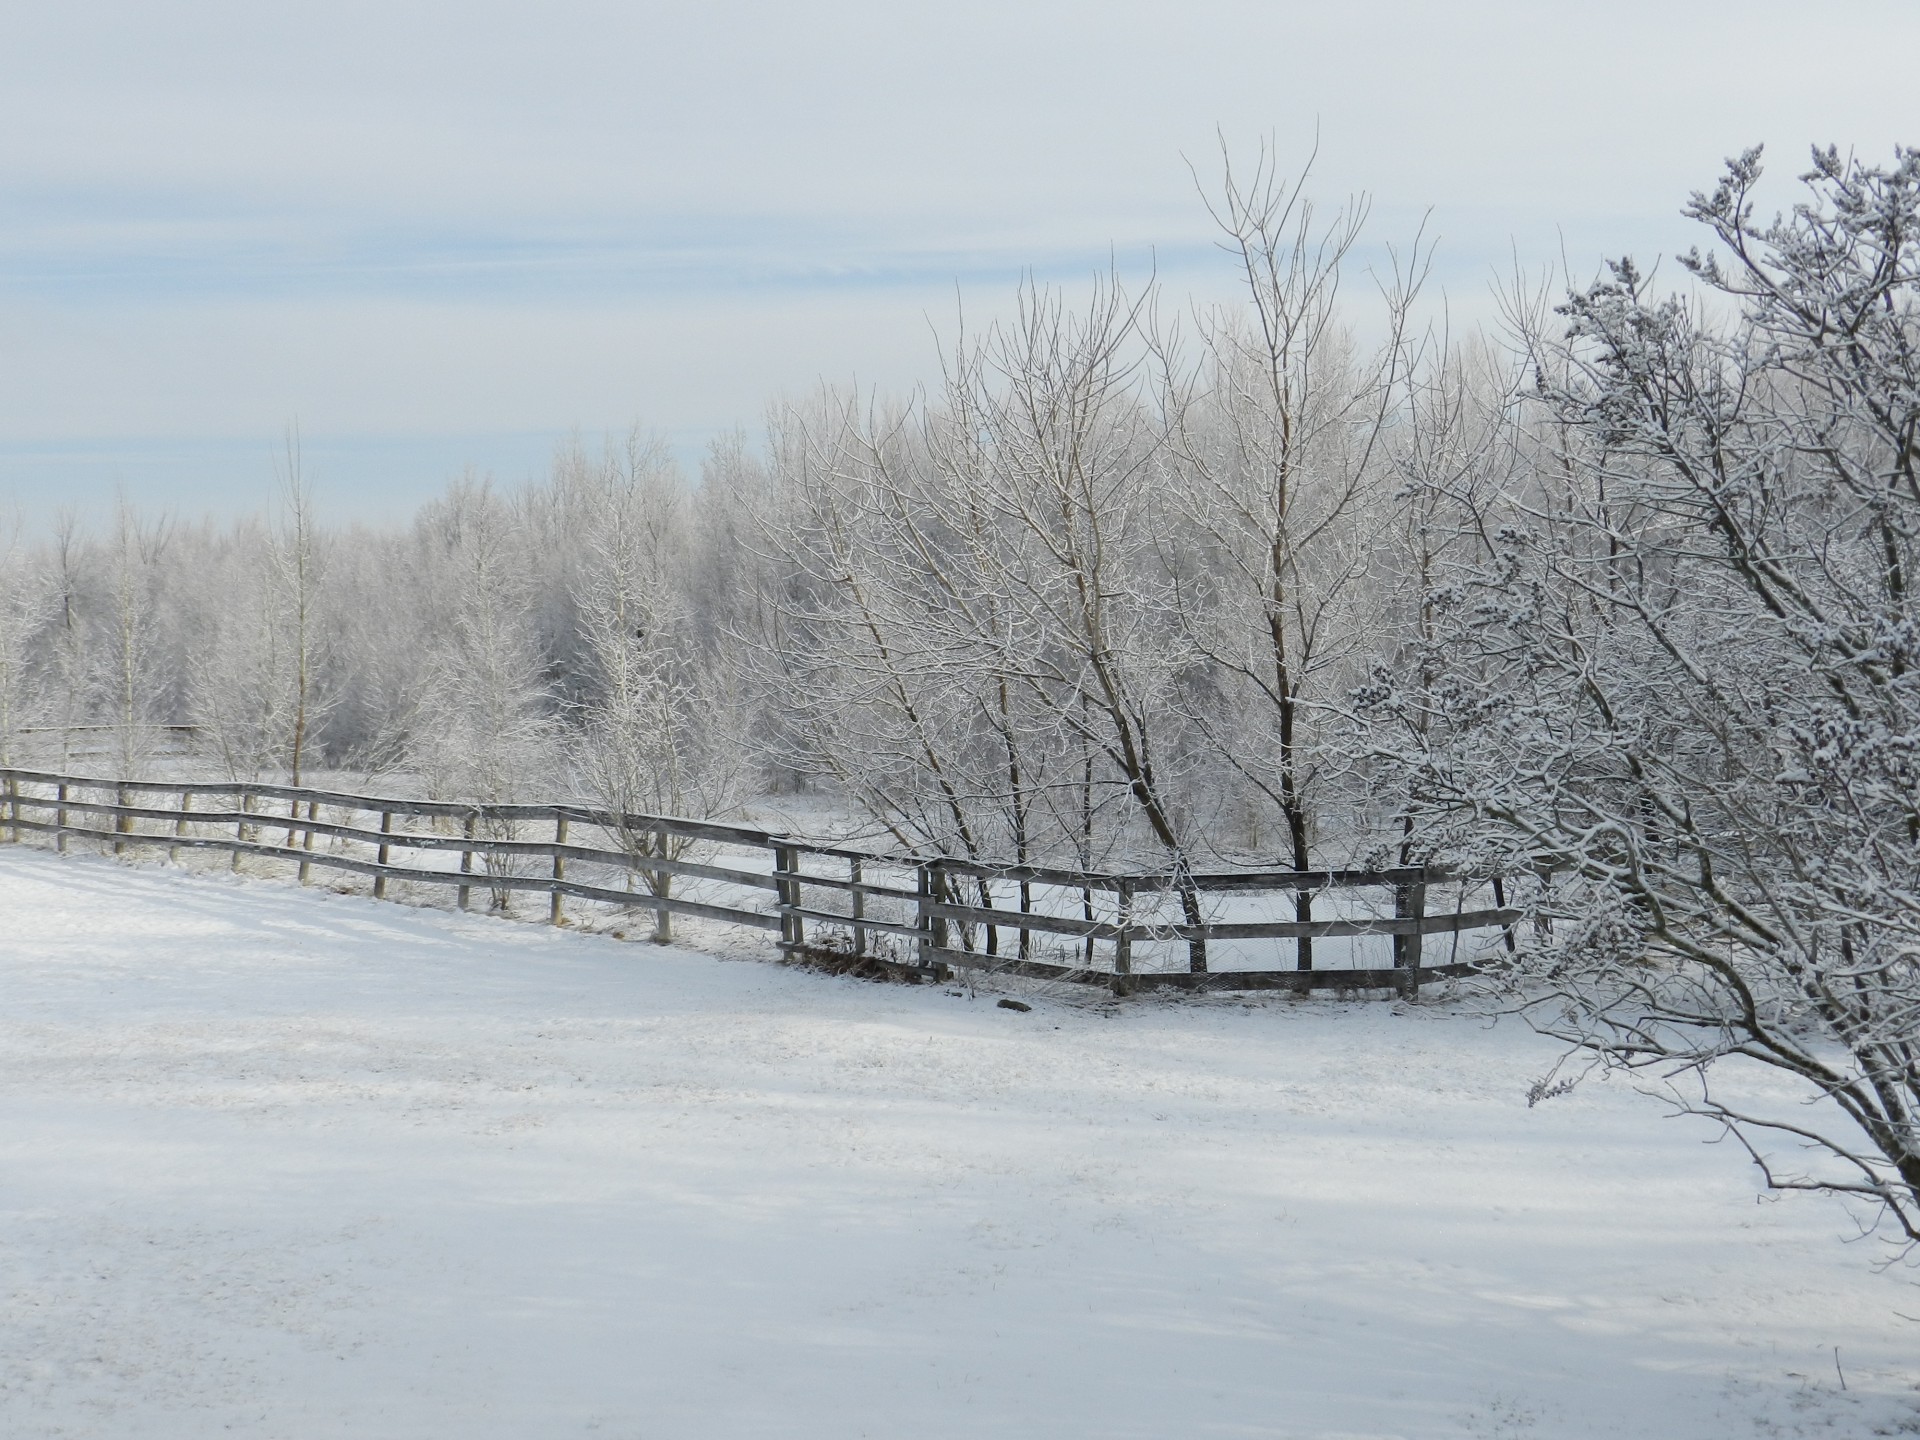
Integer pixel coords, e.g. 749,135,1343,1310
1491,875,1518,954
1112,877,1135,998
4,772,17,844
113,784,129,856
56,782,68,853
171,789,191,864
550,813,568,926
773,844,803,951
929,861,950,954
373,810,393,900
1397,873,1427,1000
1081,879,1096,967
651,829,673,944
458,812,476,911
232,793,249,871
849,856,867,957
299,801,317,884
916,863,933,969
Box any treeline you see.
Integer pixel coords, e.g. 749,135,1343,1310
0,155,1456,891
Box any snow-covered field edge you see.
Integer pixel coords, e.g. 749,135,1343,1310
3,844,1918,1439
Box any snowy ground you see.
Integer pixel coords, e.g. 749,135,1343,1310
2,847,1917,1439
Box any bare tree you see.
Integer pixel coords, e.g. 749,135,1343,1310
1160,138,1428,965
934,279,1216,968
762,278,1218,969
759,395,998,845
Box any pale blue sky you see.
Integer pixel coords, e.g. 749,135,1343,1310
3,0,1915,527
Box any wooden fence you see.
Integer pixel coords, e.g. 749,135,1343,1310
0,767,1520,997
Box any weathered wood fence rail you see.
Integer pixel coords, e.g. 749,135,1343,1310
0,767,1519,997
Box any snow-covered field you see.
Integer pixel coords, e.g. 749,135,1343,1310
2,847,1916,1439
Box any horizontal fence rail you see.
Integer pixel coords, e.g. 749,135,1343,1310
0,767,1521,996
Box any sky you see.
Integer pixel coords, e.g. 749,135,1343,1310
2,0,1915,529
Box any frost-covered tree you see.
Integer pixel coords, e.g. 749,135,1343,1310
0,516,54,830
1369,147,1920,1244
761,281,1219,968
568,433,750,940
934,280,1215,968
189,519,294,782
756,389,1022,863
97,499,177,782
411,479,559,803
189,441,333,784
408,478,559,909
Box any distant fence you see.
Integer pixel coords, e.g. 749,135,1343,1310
0,767,1519,997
